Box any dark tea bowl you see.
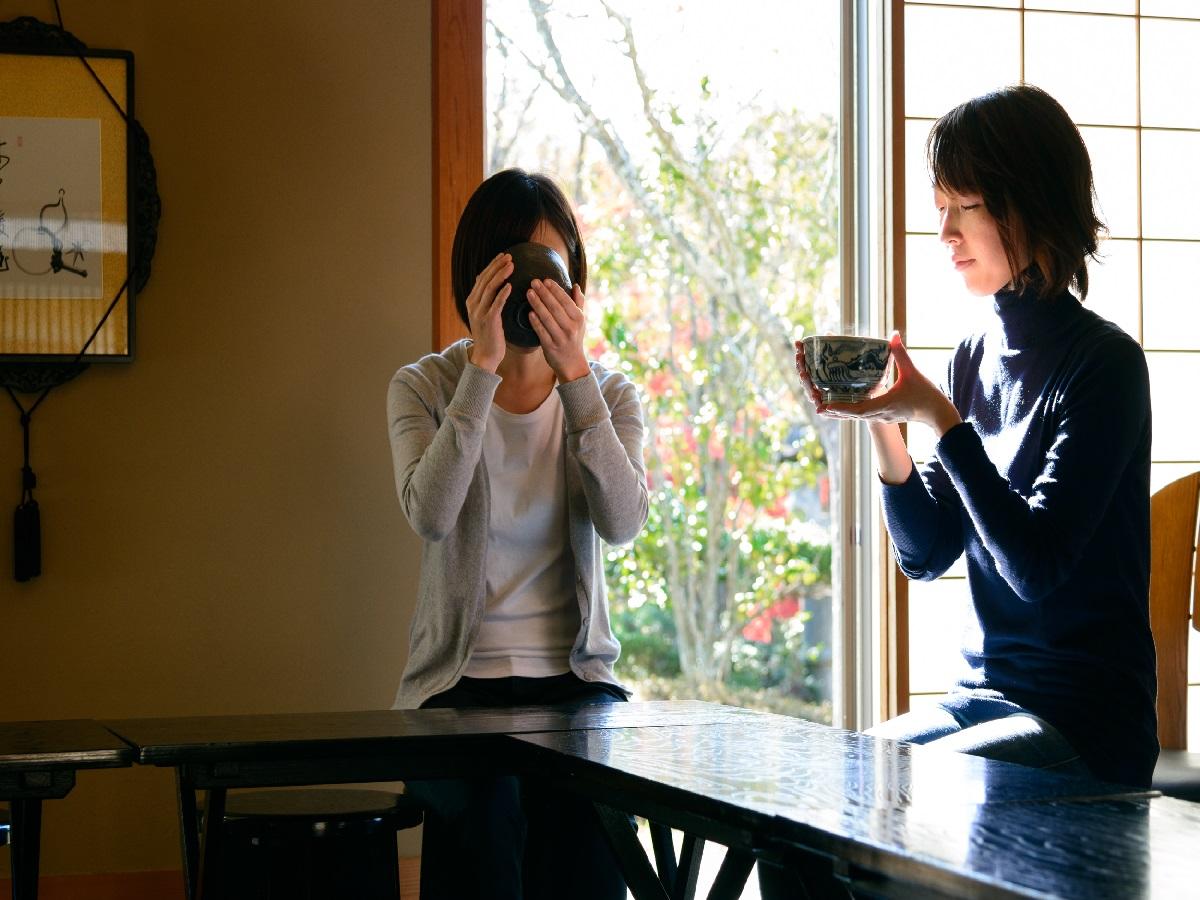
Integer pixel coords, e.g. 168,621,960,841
801,334,891,403
501,242,573,348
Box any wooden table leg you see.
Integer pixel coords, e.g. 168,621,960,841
175,769,199,900
594,802,670,900
9,798,42,900
649,821,678,894
674,833,705,900
706,848,754,900
648,822,707,900
194,788,226,900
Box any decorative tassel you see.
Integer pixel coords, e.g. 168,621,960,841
14,495,40,583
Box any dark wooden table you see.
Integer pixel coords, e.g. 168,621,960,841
104,701,756,900
514,715,1167,899
0,720,134,900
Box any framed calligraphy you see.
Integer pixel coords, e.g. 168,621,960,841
0,27,135,362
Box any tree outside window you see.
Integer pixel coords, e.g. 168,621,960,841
487,0,843,722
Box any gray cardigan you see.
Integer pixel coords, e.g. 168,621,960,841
388,339,648,709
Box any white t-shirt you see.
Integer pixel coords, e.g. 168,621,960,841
465,389,579,678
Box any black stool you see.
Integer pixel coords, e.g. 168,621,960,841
217,789,423,900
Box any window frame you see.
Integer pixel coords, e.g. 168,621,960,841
883,0,911,723
431,0,909,727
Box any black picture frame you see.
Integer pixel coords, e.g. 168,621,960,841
0,16,159,389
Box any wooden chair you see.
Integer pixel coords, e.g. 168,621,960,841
1149,471,1200,799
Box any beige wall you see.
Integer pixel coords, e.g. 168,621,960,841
0,0,430,877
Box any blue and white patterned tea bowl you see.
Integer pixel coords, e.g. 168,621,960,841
801,334,891,404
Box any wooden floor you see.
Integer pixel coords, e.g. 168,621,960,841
0,871,185,899
399,854,421,897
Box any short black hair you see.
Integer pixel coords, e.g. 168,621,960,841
450,168,588,327
926,84,1104,300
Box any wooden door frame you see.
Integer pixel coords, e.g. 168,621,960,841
432,0,484,352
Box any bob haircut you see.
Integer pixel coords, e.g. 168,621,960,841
926,84,1104,300
450,168,588,328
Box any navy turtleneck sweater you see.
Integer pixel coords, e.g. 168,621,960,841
882,283,1158,787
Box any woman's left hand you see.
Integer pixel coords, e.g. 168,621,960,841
820,332,962,437
527,279,591,383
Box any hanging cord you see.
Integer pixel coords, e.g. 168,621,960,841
52,0,132,127
6,0,134,579
18,408,33,504
6,390,36,502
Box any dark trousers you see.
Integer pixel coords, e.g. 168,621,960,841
408,673,629,900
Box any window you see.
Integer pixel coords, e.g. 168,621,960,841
899,1,1200,727
426,0,899,727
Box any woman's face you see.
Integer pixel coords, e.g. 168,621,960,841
934,186,1015,296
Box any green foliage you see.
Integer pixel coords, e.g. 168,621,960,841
489,3,842,713
610,594,681,681
588,107,840,702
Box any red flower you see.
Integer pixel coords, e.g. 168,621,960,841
742,614,773,644
768,597,800,619
647,371,671,397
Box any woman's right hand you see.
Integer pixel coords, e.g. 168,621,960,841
466,252,514,372
795,334,916,484
802,332,962,438
794,340,824,409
